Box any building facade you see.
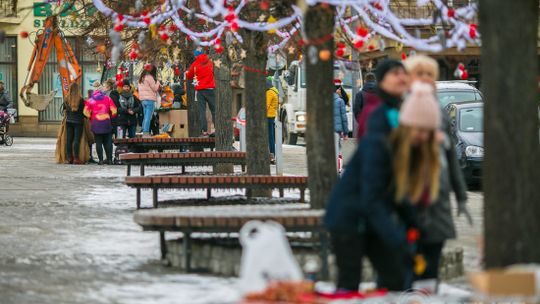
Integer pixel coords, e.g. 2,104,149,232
1,0,100,136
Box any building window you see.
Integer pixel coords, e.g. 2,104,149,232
0,0,16,18
0,37,17,112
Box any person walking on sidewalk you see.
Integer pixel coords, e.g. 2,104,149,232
333,79,349,139
138,64,160,137
266,77,279,162
84,83,117,165
64,82,85,164
354,73,382,138
324,81,441,292
404,55,471,285
115,80,141,139
186,47,216,136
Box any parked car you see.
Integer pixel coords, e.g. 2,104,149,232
436,81,483,108
445,101,483,185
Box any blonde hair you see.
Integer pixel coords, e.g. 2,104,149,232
404,55,439,81
66,82,82,112
390,126,440,204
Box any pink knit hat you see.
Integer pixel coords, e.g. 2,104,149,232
399,82,441,130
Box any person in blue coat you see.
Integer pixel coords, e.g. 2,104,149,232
333,79,349,138
325,63,442,292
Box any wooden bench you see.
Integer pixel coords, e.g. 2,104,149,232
133,205,329,278
119,151,247,176
114,137,216,153
125,175,308,209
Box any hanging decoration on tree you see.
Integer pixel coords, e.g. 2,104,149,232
91,0,479,60
454,62,469,80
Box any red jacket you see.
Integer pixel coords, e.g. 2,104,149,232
186,54,215,91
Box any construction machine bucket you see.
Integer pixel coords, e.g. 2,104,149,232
21,91,57,111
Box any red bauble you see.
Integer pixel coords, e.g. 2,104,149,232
354,40,364,49
143,17,151,25
259,0,270,10
20,31,29,38
368,44,375,51
160,33,169,41
469,26,477,39
115,73,123,81
116,80,124,88
169,24,178,32
373,2,383,10
230,22,239,32
129,50,138,60
447,8,455,18
214,38,221,45
214,44,224,54
117,14,124,22
335,48,345,58
144,63,153,71
401,52,407,60
336,41,345,49
458,63,465,71
461,70,469,80
114,23,124,32
356,27,369,37
174,66,180,76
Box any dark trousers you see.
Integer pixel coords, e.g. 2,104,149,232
197,89,216,133
66,122,83,159
120,125,137,139
331,233,412,292
267,118,276,155
331,233,365,291
415,242,444,280
94,133,113,162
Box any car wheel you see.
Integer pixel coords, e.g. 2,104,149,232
282,115,298,145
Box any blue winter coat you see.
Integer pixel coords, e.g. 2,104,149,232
324,103,417,249
333,93,349,134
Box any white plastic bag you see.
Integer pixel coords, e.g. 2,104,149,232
238,220,303,294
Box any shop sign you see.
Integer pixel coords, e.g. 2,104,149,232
33,2,96,29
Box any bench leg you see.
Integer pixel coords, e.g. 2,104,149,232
319,231,330,281
136,188,141,209
160,232,167,260
279,189,284,198
182,165,185,174
127,164,131,176
183,232,192,272
300,189,305,203
140,164,145,176
207,188,211,200
152,188,159,208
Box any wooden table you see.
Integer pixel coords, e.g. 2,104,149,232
114,137,216,153
133,205,328,278
125,175,308,209
119,151,247,176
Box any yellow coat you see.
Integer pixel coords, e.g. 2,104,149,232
266,87,279,118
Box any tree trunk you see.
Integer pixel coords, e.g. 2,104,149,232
243,29,271,192
185,52,201,138
304,5,337,209
480,0,540,267
214,51,234,173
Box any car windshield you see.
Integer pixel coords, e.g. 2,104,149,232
437,91,477,108
459,107,483,132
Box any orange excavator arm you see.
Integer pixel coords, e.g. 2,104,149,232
20,16,82,104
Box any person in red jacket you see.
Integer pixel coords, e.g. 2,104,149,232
186,47,216,136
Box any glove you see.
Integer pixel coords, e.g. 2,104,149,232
457,202,474,226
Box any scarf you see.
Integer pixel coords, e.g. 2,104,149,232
119,92,134,110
